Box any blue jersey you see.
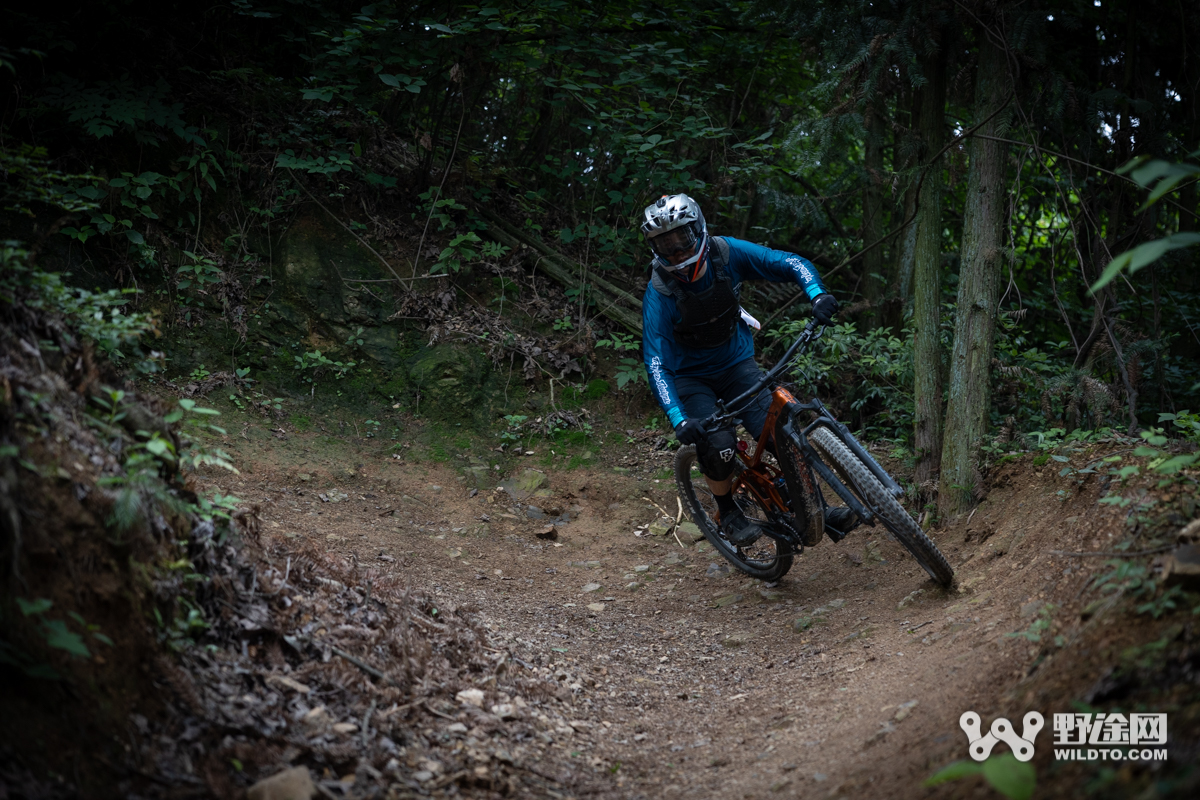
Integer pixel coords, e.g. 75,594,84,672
641,237,826,427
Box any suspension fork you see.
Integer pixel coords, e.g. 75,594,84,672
798,399,905,499
779,410,877,527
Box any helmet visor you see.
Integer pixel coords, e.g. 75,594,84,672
648,225,698,259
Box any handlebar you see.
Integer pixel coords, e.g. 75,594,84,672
703,319,825,429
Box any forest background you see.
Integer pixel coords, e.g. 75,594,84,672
2,0,1200,797
5,0,1200,524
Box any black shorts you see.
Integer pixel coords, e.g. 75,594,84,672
675,358,772,480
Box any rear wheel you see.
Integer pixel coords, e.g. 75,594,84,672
808,426,955,586
674,445,793,582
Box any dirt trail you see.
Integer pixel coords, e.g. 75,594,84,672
204,420,1122,799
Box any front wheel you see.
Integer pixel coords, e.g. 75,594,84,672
674,445,793,582
808,426,955,586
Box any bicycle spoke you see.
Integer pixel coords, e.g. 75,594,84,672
674,445,793,582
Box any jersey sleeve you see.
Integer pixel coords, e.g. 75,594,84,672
726,238,827,300
641,289,687,427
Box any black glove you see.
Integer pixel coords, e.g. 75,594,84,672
674,418,708,447
811,293,839,325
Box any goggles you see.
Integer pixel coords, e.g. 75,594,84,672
648,225,699,259
655,232,709,282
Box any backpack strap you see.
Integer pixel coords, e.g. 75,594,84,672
652,265,686,302
709,235,730,272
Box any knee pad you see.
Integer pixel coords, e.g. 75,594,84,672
699,428,738,480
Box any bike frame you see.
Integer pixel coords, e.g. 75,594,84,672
705,320,907,549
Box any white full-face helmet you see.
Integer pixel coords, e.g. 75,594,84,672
641,193,708,280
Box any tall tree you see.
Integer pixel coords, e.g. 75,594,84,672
861,102,887,328
938,31,1010,517
911,37,947,489
894,84,921,315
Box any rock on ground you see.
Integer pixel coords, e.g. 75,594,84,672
247,767,316,800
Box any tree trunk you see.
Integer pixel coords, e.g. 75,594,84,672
862,105,886,329
938,36,1010,519
912,46,947,490
895,85,922,320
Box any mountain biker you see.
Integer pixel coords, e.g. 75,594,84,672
640,193,857,546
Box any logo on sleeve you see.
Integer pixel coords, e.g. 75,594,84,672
648,356,671,405
785,256,814,283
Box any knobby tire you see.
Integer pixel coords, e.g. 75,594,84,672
673,445,793,582
807,426,955,586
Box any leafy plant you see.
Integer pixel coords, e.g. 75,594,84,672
276,149,354,174
38,75,206,145
1004,603,1056,643
99,446,186,533
498,414,528,448
433,231,482,274
176,251,223,293
1158,410,1200,443
613,357,646,390
564,284,595,309
154,597,210,652
1091,150,1200,294
594,333,646,389
0,144,103,217
1104,427,1200,485
481,241,510,259
293,349,356,389
3,242,157,363
925,753,1036,800
193,492,242,526
166,398,238,473
1136,585,1186,620
91,396,234,533
16,598,112,661
1088,559,1174,612
415,191,467,232
257,394,285,413
595,332,640,352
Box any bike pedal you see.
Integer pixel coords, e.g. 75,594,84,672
825,526,847,543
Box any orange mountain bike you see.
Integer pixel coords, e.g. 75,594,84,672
674,319,955,585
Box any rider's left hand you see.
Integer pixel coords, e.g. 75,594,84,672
812,293,839,325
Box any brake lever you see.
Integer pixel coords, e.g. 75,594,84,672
704,411,732,432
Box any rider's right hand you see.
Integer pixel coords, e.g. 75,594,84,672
674,418,708,447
